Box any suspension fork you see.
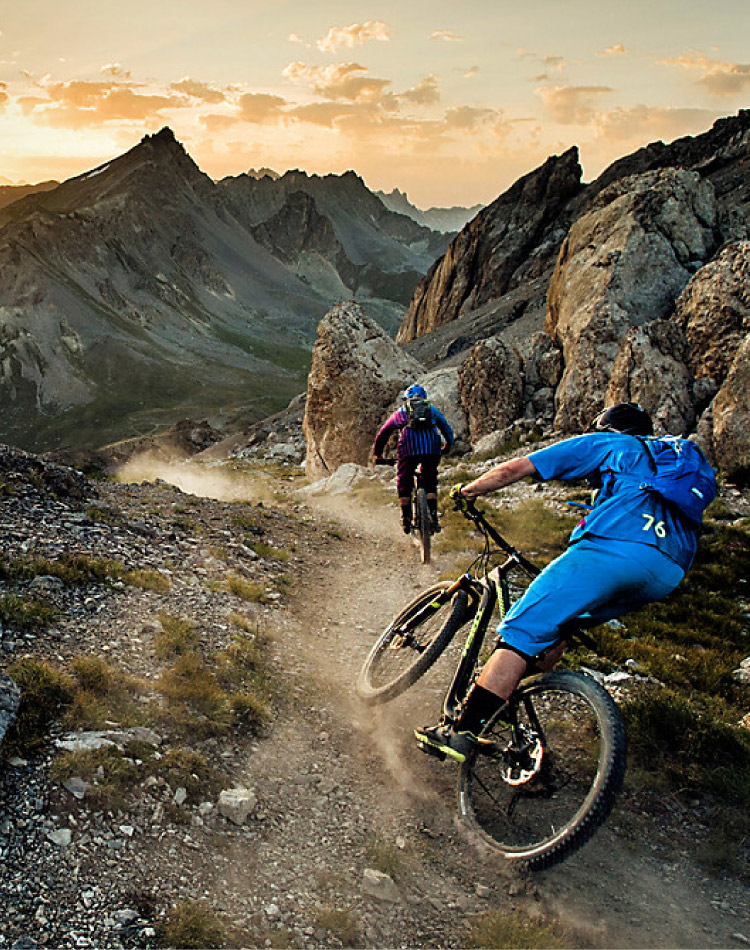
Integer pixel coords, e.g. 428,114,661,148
442,571,499,722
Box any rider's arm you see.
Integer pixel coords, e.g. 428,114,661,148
432,408,455,450
372,412,401,458
461,456,538,499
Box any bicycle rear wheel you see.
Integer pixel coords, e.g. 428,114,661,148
356,583,471,705
414,487,431,564
459,670,626,870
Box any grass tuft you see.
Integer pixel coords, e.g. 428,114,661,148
466,910,573,949
159,901,227,949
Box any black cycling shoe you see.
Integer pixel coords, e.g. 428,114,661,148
430,514,441,533
414,723,478,763
401,519,412,535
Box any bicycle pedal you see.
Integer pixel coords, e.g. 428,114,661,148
417,741,446,762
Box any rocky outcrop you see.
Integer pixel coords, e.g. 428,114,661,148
712,335,750,476
397,148,583,343
413,366,469,445
458,338,525,442
672,241,750,383
522,332,563,427
547,168,722,432
606,320,695,435
303,302,423,477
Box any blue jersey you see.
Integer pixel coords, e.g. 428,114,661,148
373,405,454,458
528,432,700,571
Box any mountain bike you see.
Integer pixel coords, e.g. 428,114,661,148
356,489,627,871
375,458,435,564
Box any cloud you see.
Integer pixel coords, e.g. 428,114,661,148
444,105,500,130
101,63,131,79
283,61,393,104
536,83,613,123
238,92,288,123
288,32,304,44
23,79,186,128
660,50,750,96
464,66,479,79
598,43,626,57
594,104,718,142
430,29,462,42
543,55,568,72
316,20,390,53
399,74,440,106
169,78,227,104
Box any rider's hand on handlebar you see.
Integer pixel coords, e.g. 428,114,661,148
450,484,474,510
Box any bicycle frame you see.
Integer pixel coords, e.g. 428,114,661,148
435,498,593,724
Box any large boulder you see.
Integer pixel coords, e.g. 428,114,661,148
303,301,423,477
672,240,750,384
711,334,750,476
606,320,695,435
547,168,723,432
458,337,524,442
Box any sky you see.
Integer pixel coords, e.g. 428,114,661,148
0,0,748,207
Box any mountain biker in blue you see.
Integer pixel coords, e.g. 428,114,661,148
373,384,455,535
416,402,716,763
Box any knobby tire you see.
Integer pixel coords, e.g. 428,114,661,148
458,670,626,870
415,487,431,564
356,583,471,705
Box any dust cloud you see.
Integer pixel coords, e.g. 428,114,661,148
116,452,277,503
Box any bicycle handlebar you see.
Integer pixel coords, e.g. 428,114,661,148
451,484,540,578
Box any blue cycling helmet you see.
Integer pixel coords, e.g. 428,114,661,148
404,384,427,401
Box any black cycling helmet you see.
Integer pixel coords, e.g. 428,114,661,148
591,402,653,436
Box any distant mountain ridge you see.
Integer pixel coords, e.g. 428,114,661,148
0,129,450,452
376,187,483,233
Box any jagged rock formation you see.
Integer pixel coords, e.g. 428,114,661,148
375,188,483,233
390,110,750,474
548,167,723,431
303,302,423,477
0,130,449,452
398,148,583,344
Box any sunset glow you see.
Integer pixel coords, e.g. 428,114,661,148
1,1,748,206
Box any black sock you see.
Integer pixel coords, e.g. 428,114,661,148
455,684,507,735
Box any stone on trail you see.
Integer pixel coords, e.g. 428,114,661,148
218,787,257,825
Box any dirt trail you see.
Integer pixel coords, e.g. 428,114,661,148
257,488,750,949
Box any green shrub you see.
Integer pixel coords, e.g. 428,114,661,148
51,745,140,810
123,569,171,593
226,575,267,603
4,658,74,754
313,906,357,946
467,910,572,949
157,655,232,737
159,901,227,949
154,614,200,659
0,594,61,630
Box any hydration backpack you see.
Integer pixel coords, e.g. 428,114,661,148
404,397,433,428
635,436,716,526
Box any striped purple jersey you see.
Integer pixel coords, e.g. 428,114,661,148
373,405,455,458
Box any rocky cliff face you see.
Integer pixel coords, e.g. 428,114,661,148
397,148,583,344
388,110,750,478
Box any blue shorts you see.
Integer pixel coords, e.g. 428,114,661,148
497,536,685,659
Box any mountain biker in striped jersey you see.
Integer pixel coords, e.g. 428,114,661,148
373,384,455,535
415,402,716,763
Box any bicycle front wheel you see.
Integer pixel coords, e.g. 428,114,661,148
356,583,471,705
415,487,431,564
459,670,626,871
